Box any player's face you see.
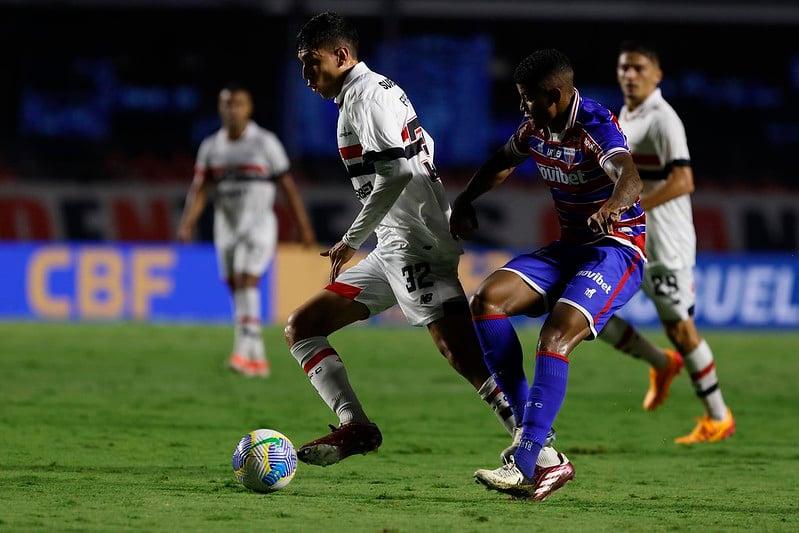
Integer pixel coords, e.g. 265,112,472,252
298,48,345,99
516,84,557,127
617,52,662,102
218,90,253,129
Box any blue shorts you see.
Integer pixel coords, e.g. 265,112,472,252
500,240,644,339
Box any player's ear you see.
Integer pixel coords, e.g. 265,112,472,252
548,87,561,106
653,65,663,85
334,46,350,67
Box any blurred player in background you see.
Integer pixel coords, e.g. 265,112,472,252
178,83,316,378
597,42,734,443
453,49,644,499
286,12,565,479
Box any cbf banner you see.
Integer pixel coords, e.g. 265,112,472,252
0,244,271,322
0,244,797,328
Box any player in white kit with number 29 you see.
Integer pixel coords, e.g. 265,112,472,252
178,84,316,378
598,42,735,444
284,13,566,483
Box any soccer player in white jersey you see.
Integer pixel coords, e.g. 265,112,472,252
287,13,568,484
598,42,735,443
178,84,316,378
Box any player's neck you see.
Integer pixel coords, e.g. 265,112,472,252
625,96,644,112
625,89,655,112
226,123,247,140
550,89,576,133
333,61,360,98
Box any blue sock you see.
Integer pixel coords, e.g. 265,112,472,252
473,315,528,423
514,351,570,478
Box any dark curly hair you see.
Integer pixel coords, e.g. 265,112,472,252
513,49,573,89
296,11,359,57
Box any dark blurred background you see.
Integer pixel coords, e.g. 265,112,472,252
1,0,798,250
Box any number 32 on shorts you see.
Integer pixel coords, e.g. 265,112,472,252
401,262,433,293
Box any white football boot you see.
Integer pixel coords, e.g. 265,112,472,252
501,427,557,464
476,452,574,501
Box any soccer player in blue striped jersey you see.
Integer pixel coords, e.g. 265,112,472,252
452,49,645,500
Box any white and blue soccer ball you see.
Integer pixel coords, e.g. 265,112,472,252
232,429,298,492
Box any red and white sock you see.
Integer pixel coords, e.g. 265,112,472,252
601,315,668,369
232,289,249,357
290,336,369,425
242,287,265,361
478,375,517,434
683,340,727,420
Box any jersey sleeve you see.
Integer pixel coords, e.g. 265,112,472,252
263,131,291,176
348,98,406,165
193,138,212,184
652,110,691,168
501,120,533,164
583,108,630,167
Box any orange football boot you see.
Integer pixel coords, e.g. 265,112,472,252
643,349,684,411
248,358,271,378
675,408,735,444
228,353,251,376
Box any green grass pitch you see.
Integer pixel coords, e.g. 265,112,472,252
1,323,798,531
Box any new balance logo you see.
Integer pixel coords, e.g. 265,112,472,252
420,293,433,304
576,270,613,294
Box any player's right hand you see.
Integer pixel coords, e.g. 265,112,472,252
449,196,479,241
321,241,356,284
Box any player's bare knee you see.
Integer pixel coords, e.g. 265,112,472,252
537,325,573,355
284,308,314,347
469,288,505,317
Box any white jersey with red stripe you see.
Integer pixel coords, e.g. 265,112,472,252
334,62,462,258
194,121,289,244
619,88,695,269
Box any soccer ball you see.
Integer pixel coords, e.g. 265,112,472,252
232,429,298,492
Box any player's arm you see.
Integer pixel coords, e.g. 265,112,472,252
450,133,527,240
177,172,211,243
342,158,413,250
277,172,317,247
640,164,694,211
641,111,694,210
322,99,411,282
323,158,413,282
589,152,643,234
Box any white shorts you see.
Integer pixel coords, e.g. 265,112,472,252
641,263,695,322
216,237,275,280
328,246,466,327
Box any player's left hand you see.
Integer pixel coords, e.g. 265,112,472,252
588,204,623,235
321,241,356,283
450,195,479,240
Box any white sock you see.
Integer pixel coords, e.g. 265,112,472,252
243,287,265,361
477,376,516,435
600,315,668,369
683,340,727,420
536,445,563,468
290,336,368,425
232,289,249,357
